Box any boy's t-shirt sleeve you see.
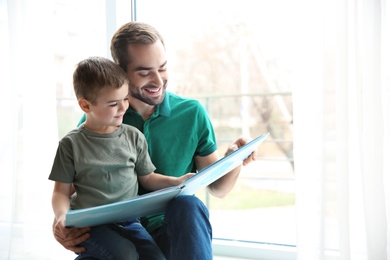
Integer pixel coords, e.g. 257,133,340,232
49,138,75,183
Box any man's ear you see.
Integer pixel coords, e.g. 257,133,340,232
78,98,91,113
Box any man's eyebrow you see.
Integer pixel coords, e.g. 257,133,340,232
135,61,168,71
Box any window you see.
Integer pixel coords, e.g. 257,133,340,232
136,0,296,255
2,0,298,259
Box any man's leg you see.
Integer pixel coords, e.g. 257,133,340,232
120,219,166,260
75,224,138,260
153,195,213,260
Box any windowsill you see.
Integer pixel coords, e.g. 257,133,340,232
212,238,296,260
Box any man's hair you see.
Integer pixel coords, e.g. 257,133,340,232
110,22,165,72
73,56,128,104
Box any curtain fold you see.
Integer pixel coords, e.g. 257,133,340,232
293,0,389,259
0,0,59,258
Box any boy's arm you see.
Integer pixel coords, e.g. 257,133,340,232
51,182,91,253
138,172,194,191
52,182,72,225
52,182,72,241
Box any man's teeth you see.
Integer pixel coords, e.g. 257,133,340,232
147,88,159,93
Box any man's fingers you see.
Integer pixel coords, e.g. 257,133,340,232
66,227,91,240
54,227,90,253
63,232,90,252
243,151,257,166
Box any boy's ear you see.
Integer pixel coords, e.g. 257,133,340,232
78,98,91,113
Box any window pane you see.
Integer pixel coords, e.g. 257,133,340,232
137,0,296,246
54,0,107,138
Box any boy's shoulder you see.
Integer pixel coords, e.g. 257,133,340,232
120,124,145,138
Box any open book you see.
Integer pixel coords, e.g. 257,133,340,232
65,133,270,227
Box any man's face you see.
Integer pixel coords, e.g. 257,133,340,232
125,41,168,106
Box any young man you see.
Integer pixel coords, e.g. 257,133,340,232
53,22,256,259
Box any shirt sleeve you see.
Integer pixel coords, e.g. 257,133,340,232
48,138,75,183
194,101,217,157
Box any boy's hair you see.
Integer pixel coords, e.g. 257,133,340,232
73,56,128,104
110,22,165,72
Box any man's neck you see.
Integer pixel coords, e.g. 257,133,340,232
128,96,156,120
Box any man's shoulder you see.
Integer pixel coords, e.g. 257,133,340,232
167,91,202,108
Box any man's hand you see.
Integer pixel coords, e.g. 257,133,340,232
226,136,257,166
53,217,91,253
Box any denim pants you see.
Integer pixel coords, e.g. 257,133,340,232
75,219,165,260
152,195,213,260
74,196,212,260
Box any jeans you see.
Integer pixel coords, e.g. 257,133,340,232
75,219,165,260
152,195,213,260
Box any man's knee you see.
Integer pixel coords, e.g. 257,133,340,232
166,195,209,221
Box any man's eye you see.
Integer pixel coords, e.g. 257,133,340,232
139,72,150,77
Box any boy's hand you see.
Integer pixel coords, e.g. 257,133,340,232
177,172,196,184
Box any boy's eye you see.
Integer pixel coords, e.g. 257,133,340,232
109,103,117,107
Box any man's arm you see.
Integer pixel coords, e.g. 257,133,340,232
197,136,257,198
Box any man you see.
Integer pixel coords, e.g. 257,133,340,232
53,21,256,260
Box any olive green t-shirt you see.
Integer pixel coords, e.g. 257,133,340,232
49,124,156,210
78,91,217,232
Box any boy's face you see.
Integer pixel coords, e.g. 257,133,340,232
87,83,129,128
125,40,168,106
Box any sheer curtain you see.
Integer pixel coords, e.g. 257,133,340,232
0,0,64,258
293,0,389,259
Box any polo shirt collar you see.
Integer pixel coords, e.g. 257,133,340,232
155,91,171,117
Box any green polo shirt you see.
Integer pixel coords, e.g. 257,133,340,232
78,91,217,232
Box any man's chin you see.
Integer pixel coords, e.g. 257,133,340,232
135,91,165,106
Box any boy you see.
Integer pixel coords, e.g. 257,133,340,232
49,56,193,260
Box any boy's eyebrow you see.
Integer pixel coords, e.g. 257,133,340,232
135,60,167,71
106,93,130,103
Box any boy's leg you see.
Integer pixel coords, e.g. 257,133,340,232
75,224,138,260
120,219,166,260
153,195,213,260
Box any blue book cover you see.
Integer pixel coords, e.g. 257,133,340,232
65,133,269,228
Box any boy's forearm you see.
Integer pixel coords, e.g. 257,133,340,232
139,173,179,190
52,191,71,220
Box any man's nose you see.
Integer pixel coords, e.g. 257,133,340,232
151,72,164,86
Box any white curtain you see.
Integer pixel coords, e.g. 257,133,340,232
2,0,389,259
0,0,64,258
293,0,390,259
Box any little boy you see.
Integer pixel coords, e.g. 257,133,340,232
49,56,193,260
